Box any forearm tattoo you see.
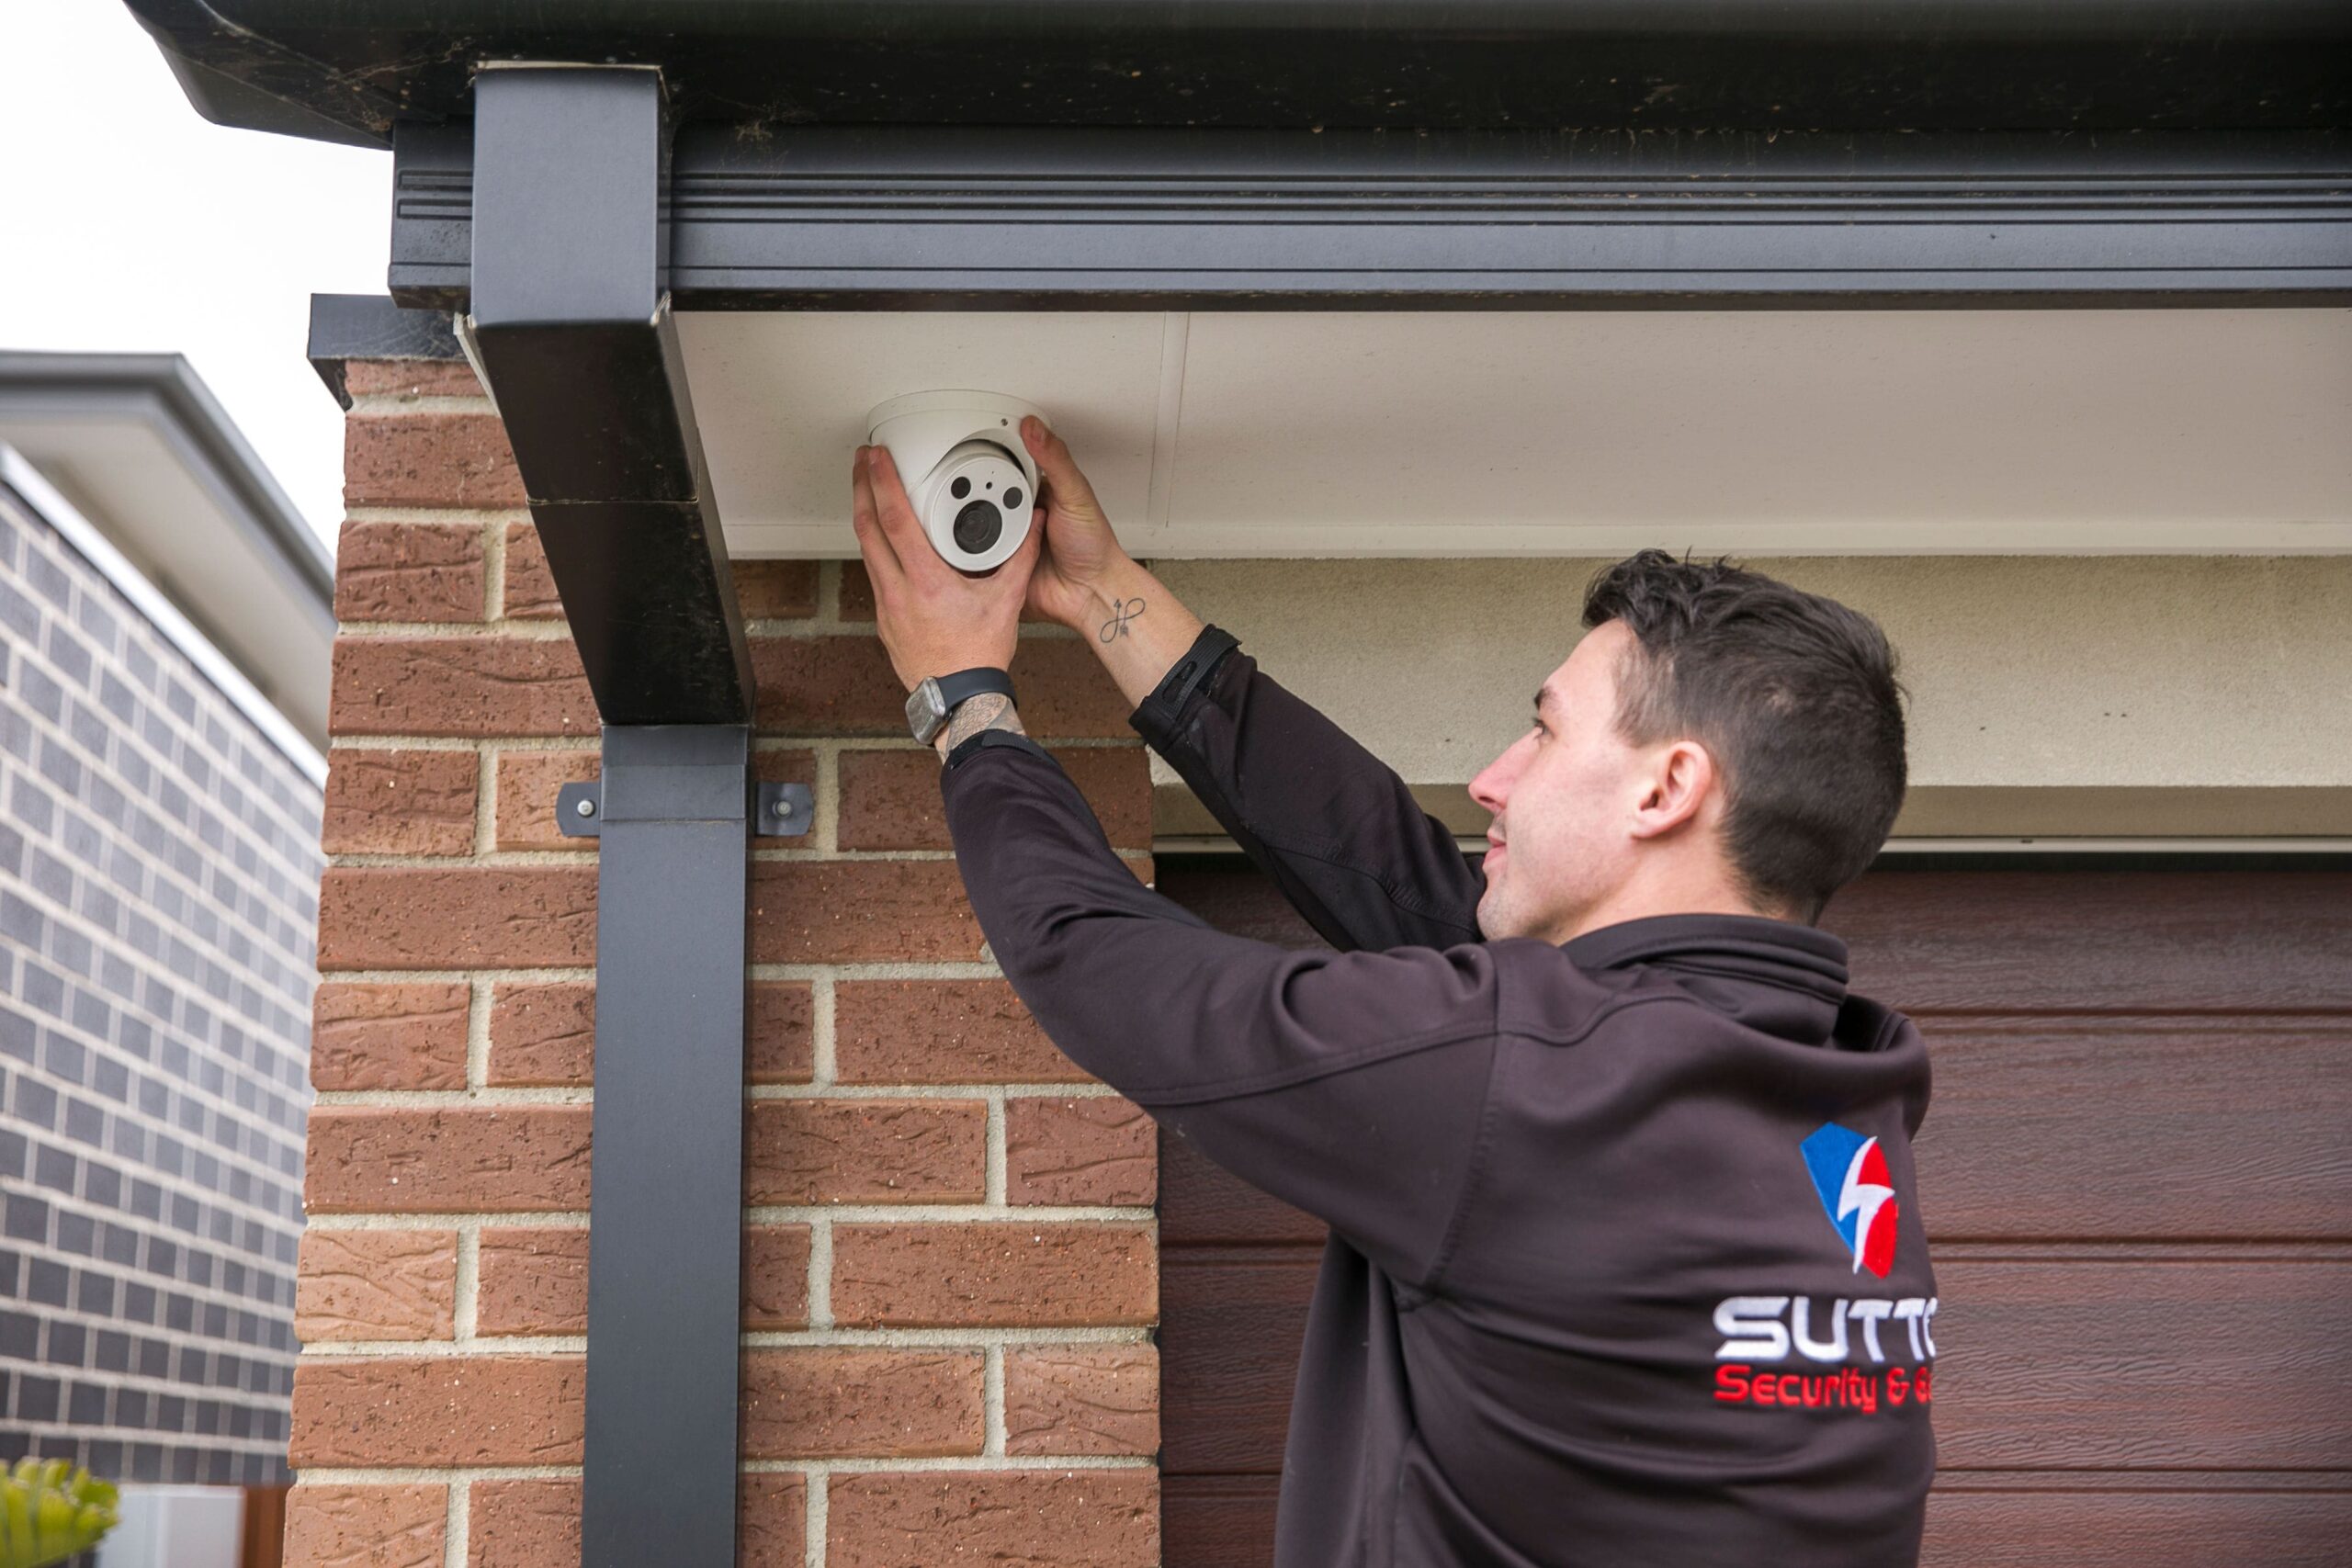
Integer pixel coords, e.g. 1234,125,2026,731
936,693,1028,757
1099,596,1146,642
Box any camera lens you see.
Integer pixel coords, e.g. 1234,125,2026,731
953,499,1001,556
1002,487,1023,511
951,476,972,500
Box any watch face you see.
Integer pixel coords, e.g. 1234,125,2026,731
905,678,948,741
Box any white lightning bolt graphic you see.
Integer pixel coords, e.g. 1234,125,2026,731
1836,1140,1895,1275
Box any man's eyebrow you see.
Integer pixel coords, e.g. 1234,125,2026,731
1533,683,1559,717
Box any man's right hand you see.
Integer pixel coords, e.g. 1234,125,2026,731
1016,414,1206,708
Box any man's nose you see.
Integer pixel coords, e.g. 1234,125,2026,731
1469,746,1516,817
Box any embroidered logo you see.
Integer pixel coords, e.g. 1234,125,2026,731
1799,1122,1899,1279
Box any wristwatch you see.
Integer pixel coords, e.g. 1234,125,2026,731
905,667,1017,746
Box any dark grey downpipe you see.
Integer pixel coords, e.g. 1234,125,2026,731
465,65,756,1567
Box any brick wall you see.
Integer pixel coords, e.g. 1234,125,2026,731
286,358,1160,1566
0,475,319,1485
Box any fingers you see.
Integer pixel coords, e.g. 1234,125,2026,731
1018,415,1105,520
864,445,938,576
850,446,903,597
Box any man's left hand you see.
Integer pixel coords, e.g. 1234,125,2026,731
852,443,1042,692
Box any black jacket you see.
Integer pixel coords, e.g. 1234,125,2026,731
940,627,1938,1567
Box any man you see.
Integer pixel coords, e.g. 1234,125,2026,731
849,419,1937,1567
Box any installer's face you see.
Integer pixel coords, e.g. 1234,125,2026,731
1468,621,1650,943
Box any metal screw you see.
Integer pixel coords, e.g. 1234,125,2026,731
576,796,595,818
772,798,789,818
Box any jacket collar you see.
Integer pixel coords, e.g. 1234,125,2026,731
1558,911,1849,1007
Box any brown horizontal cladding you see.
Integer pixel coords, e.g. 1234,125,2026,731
1154,861,2352,1567
1158,784,2352,845
1157,1244,2352,1473
1163,1475,2352,1568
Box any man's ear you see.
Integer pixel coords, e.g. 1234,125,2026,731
1627,740,1715,841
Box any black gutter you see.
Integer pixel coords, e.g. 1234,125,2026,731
387,123,2352,310
123,0,2352,149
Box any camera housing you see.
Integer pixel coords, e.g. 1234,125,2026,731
864,390,1046,571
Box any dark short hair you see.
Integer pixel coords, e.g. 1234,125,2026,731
1581,550,1907,923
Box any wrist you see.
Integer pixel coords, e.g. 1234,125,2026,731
1057,557,1151,633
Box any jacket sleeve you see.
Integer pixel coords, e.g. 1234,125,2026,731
942,732,1498,1289
1131,626,1487,953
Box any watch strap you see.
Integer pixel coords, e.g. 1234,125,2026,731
934,667,1017,712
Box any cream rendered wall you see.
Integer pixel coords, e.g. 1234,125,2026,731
1146,556,2352,840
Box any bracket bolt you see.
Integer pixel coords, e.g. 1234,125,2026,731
576,796,596,818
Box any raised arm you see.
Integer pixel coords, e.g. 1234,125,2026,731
1016,417,1486,953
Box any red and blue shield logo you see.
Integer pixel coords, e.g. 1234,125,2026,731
1800,1122,1899,1279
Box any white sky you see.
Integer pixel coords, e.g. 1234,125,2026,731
0,3,391,551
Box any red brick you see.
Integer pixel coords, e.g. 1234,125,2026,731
485,981,594,1087
837,744,1149,852
744,1100,986,1205
345,410,525,509
318,866,596,971
830,1224,1156,1327
492,750,597,851
747,981,819,1084
749,635,905,735
504,526,817,622
499,523,563,619
305,1106,592,1214
282,1483,446,1568
1004,1345,1160,1456
749,635,1130,739
330,636,594,738
288,1356,583,1467
345,359,485,399
734,559,821,620
486,981,811,1086
470,1474,804,1568
295,1229,458,1342
827,1472,1159,1568
311,981,470,1092
833,980,1090,1086
334,521,486,624
1006,1097,1157,1207
322,749,479,856
475,1224,810,1335
749,862,980,964
741,1349,983,1459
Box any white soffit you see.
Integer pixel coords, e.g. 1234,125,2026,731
683,309,2352,558
0,417,333,747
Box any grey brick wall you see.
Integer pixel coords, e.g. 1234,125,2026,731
0,482,321,1486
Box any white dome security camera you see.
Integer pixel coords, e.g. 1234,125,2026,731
864,390,1047,572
